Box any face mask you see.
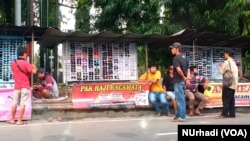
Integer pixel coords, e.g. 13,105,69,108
193,72,198,76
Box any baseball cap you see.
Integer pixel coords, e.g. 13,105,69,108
169,42,182,49
168,65,173,71
37,68,47,74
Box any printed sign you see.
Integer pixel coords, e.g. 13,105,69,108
204,83,250,108
71,82,150,109
0,88,32,121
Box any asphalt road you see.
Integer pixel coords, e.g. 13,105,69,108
0,113,250,141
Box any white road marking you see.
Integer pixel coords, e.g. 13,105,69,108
156,132,177,136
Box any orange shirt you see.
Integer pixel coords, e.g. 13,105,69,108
139,70,164,92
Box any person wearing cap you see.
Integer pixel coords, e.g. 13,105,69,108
169,42,190,122
33,68,59,99
217,49,238,118
139,63,171,117
185,66,209,116
7,47,37,125
162,65,177,114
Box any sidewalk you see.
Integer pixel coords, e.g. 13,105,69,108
31,84,250,120
32,99,250,121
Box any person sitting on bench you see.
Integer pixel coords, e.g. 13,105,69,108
185,66,209,116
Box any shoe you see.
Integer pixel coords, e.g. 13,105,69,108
215,115,226,119
165,113,172,117
154,113,161,117
172,118,185,122
194,112,204,116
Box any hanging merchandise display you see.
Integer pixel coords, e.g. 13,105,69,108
62,42,138,83
0,36,25,84
182,45,241,80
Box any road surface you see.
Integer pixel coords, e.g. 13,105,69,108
0,113,250,141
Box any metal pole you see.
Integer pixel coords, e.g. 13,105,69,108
193,40,195,65
15,0,21,26
47,0,49,26
145,43,148,71
40,0,43,26
31,31,34,86
29,0,34,25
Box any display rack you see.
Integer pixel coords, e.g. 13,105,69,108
0,36,25,83
62,42,138,83
182,45,241,79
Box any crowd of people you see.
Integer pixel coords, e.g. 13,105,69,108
139,42,239,122
6,42,239,124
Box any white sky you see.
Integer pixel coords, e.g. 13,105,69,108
57,1,76,55
35,1,76,55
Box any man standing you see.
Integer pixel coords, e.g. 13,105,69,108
170,42,189,122
139,64,171,116
7,47,37,125
33,68,59,99
217,49,238,118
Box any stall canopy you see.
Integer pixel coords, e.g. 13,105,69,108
0,23,51,41
1,23,249,48
38,28,250,48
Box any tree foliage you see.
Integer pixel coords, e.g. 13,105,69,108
74,0,92,33
94,0,159,34
74,0,249,73
0,0,63,27
0,0,20,24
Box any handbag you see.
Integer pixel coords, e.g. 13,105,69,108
223,61,233,87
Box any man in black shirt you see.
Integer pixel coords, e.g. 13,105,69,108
162,65,177,114
170,42,190,122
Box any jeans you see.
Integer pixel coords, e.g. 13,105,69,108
174,81,186,120
149,92,169,114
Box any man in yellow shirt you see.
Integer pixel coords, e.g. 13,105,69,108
139,64,170,116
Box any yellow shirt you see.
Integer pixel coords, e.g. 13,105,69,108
139,70,164,92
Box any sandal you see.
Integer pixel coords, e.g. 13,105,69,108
15,121,27,125
195,112,204,116
6,120,15,124
188,112,194,116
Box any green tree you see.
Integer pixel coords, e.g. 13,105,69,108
163,0,250,35
0,0,17,24
93,0,166,34
74,0,92,33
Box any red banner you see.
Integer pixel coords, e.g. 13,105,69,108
204,83,250,108
71,82,150,109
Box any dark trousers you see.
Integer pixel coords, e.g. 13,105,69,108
221,87,235,117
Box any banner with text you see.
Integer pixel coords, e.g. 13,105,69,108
204,83,250,108
71,82,150,109
0,88,32,121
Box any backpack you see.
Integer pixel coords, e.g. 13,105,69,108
223,61,233,87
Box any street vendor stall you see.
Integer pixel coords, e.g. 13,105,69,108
62,41,150,108
181,45,250,108
0,35,31,121
38,28,250,109
0,24,48,121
